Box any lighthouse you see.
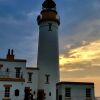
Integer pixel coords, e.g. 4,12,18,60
37,0,60,100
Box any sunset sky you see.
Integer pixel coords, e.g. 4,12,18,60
0,0,100,97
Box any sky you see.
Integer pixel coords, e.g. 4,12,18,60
0,0,100,97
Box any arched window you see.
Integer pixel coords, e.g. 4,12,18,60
15,89,19,96
6,68,9,72
49,92,51,96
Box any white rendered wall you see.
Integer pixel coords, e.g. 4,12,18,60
0,81,25,100
57,84,95,100
25,68,38,99
0,60,26,78
37,21,60,100
0,60,39,100
0,60,26,100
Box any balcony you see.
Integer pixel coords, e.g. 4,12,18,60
0,71,25,82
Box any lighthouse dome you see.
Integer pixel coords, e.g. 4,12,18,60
42,0,56,9
37,0,60,25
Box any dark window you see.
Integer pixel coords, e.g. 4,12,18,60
28,73,32,82
37,89,45,100
6,68,9,72
86,88,91,97
5,87,10,97
0,64,3,68
16,68,21,78
33,91,36,95
0,64,3,70
48,23,52,31
56,89,58,100
45,74,50,84
49,92,51,96
65,88,71,97
15,89,19,96
6,68,9,76
59,95,62,100
24,87,31,100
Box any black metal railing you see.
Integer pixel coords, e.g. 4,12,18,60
0,71,23,79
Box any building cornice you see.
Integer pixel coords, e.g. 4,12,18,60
0,58,26,62
0,77,25,82
57,81,94,86
26,67,39,70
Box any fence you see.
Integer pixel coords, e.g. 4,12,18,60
0,71,23,79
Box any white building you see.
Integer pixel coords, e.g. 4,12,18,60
57,82,95,100
0,49,38,100
37,0,60,100
0,0,95,100
95,97,100,100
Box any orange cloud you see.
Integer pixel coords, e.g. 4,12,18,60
60,40,100,67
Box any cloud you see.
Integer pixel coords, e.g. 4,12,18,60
0,0,41,67
0,0,100,68
59,0,100,54
0,0,100,96
60,39,100,79
60,39,100,67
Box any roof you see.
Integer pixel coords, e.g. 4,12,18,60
26,67,39,70
57,81,94,86
42,0,56,9
0,58,26,62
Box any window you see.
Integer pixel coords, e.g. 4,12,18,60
5,87,10,97
0,64,3,68
56,89,58,100
33,91,36,95
3,85,12,98
86,88,91,97
15,68,21,78
49,92,51,96
24,87,31,99
37,89,45,100
15,89,19,96
65,88,71,97
59,95,62,100
6,68,9,72
45,74,50,84
48,23,52,31
0,64,3,71
28,73,32,82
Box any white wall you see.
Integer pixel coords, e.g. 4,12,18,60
25,68,38,99
0,60,26,78
57,83,95,100
37,21,59,100
0,81,25,100
0,60,39,100
0,60,26,100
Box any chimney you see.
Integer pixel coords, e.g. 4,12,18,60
11,49,14,55
6,49,15,61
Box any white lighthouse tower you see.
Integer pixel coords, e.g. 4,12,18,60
37,0,60,100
